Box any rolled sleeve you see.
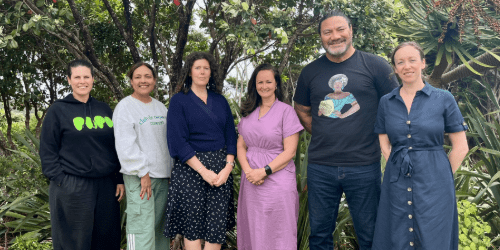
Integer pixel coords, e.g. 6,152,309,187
444,92,468,133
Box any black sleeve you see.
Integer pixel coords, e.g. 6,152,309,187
368,54,400,99
293,69,311,107
108,104,124,185
39,105,65,186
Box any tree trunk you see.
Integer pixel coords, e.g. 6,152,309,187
67,0,124,100
169,0,197,96
1,92,16,150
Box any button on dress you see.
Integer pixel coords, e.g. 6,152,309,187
236,100,303,250
372,83,468,249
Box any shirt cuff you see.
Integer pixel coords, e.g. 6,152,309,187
445,122,468,133
374,127,386,134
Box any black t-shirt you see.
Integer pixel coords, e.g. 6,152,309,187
294,50,399,166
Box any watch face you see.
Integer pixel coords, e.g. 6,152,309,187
265,165,272,175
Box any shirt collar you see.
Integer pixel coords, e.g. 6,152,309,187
388,82,433,100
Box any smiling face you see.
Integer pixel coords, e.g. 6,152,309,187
130,65,156,98
68,66,93,102
190,59,211,89
320,16,354,62
255,69,277,101
393,45,426,85
333,81,343,92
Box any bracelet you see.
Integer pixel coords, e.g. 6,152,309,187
196,166,203,172
226,161,235,167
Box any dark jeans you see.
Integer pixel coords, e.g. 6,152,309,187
308,162,381,250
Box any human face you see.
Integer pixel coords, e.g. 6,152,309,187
320,16,354,61
190,59,211,89
67,66,93,101
130,65,156,97
333,81,343,92
255,70,277,101
393,46,426,85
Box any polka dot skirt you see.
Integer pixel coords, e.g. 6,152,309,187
163,148,235,244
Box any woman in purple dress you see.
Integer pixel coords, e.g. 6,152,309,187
237,64,304,250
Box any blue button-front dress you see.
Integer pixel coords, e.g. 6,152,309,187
372,83,468,249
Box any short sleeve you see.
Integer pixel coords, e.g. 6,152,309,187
282,104,304,139
374,97,387,134
444,92,468,133
237,117,245,136
346,93,356,102
369,55,400,99
293,71,311,106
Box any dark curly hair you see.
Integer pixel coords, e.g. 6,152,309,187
240,64,283,117
176,52,222,94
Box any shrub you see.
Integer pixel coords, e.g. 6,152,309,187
458,200,491,250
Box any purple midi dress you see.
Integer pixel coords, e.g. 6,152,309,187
236,100,304,250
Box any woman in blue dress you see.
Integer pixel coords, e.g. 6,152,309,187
372,41,469,249
318,74,360,119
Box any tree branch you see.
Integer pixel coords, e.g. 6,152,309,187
67,0,124,99
170,0,197,95
440,47,500,87
102,0,141,62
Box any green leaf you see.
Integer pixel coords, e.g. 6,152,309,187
15,1,23,11
479,47,500,63
479,148,500,156
445,50,453,65
241,2,249,11
435,44,445,66
458,46,495,68
10,39,18,48
22,23,29,32
36,0,45,7
455,48,482,76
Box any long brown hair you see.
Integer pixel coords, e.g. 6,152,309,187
240,64,283,117
176,52,222,94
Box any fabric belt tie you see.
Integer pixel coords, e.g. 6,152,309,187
247,147,282,155
390,145,444,183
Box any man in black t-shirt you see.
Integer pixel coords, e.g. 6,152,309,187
293,10,399,250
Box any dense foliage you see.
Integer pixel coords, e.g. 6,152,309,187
1,0,500,249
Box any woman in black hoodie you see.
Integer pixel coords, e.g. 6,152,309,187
40,59,124,250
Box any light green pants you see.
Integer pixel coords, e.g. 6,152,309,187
123,175,170,250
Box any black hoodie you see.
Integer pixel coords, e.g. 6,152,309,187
40,94,123,186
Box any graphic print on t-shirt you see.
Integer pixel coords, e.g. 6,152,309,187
318,74,360,119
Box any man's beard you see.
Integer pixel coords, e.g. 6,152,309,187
323,37,352,58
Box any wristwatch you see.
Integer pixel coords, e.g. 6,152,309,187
264,165,273,175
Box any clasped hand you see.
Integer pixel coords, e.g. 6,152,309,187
245,168,266,186
200,166,231,187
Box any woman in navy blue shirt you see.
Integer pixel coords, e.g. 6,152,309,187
372,42,469,249
164,52,237,250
